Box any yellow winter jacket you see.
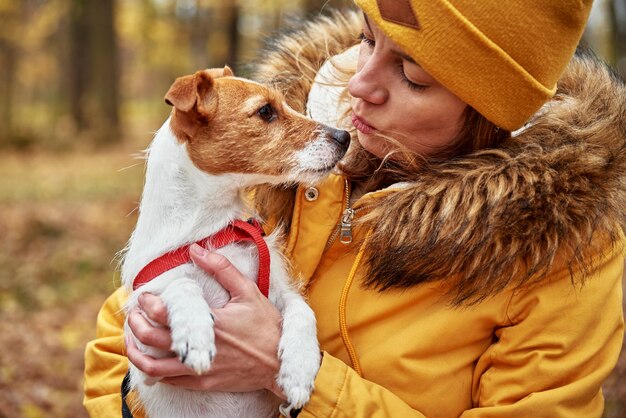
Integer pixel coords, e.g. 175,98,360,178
287,175,624,418
84,170,624,418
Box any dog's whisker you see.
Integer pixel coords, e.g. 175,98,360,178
117,162,144,172
125,206,139,218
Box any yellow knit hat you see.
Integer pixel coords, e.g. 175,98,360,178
354,0,593,130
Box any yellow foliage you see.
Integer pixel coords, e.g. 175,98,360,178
21,404,45,418
0,0,17,12
60,323,84,351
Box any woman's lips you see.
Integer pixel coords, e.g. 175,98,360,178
351,114,376,134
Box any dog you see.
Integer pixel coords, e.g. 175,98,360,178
121,66,350,418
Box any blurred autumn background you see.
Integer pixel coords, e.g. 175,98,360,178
0,0,624,417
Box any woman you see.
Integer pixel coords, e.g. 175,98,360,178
84,1,626,417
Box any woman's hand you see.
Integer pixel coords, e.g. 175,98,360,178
126,244,286,399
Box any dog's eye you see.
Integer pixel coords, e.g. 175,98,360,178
257,104,276,122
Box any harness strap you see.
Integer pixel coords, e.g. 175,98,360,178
123,220,271,415
132,219,270,298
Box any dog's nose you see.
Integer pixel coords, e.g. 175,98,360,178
329,128,351,148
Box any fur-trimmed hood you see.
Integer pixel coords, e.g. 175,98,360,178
253,9,626,304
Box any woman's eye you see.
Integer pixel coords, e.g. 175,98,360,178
359,32,375,47
257,104,276,122
397,64,428,92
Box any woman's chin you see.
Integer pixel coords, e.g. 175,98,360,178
356,132,387,159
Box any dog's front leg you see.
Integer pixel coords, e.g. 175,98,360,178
272,284,321,413
160,277,216,375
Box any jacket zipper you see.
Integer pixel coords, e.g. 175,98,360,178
339,208,355,244
324,178,370,251
323,178,373,376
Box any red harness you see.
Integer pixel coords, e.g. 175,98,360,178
132,219,270,298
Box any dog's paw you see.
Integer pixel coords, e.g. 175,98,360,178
170,316,216,375
276,349,321,409
280,383,314,411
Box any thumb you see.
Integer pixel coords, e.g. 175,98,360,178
189,244,253,299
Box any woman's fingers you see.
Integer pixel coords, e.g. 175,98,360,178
126,336,196,378
189,244,258,300
138,292,169,325
127,307,172,350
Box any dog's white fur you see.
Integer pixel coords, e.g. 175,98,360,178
121,72,347,417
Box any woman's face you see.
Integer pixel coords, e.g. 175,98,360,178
348,15,467,159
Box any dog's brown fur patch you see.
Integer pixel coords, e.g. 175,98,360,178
165,69,325,178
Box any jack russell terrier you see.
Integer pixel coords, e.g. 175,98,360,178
121,66,350,418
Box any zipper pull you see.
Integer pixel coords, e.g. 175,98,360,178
340,208,354,244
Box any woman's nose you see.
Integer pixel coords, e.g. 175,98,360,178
348,56,388,105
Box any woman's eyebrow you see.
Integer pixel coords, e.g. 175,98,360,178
397,50,417,65
363,12,418,65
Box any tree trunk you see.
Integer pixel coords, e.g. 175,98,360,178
68,0,89,132
224,4,241,73
189,6,213,71
88,0,120,145
0,2,22,147
207,3,241,74
0,38,16,146
68,0,120,146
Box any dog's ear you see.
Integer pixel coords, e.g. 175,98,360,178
164,70,215,113
223,65,234,77
201,66,234,78
193,70,219,116
165,70,218,141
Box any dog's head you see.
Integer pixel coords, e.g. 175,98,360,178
164,67,350,185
